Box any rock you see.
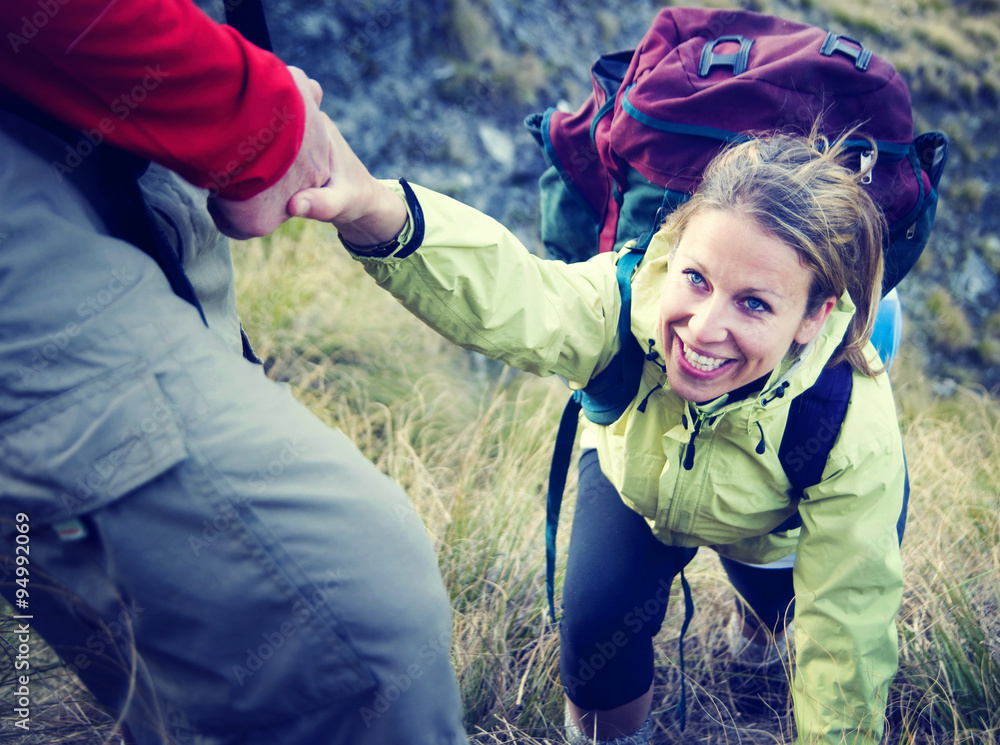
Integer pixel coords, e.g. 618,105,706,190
954,252,1000,313
478,123,516,169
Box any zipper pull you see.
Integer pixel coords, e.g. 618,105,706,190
682,414,705,470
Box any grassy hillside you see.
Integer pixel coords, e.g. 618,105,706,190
3,221,997,744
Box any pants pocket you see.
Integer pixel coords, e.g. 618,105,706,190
0,359,188,532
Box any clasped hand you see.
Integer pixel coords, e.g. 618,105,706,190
209,67,406,246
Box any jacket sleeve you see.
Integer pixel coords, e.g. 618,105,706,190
349,182,622,385
791,374,906,745
0,0,303,200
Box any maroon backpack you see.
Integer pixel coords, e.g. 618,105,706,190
526,6,948,294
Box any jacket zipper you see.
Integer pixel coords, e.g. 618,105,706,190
682,411,711,470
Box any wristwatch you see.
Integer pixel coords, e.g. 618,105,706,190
337,179,424,259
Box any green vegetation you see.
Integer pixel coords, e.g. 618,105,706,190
3,225,998,744
438,0,553,106
925,287,975,350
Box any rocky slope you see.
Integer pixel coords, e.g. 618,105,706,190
201,0,1000,390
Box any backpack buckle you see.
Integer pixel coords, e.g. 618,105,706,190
860,150,874,184
820,32,872,71
699,35,754,77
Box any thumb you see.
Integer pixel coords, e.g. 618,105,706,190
288,187,342,222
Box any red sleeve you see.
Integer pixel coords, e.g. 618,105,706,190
0,0,305,200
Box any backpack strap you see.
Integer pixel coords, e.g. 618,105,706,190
545,246,646,621
771,361,854,533
225,0,274,52
545,393,583,622
578,248,647,424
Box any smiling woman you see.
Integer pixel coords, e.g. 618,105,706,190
297,122,907,745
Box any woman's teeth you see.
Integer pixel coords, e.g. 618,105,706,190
682,342,727,372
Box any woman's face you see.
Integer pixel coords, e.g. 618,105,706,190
659,208,835,403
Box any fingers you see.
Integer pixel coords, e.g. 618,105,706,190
207,67,330,239
288,65,323,107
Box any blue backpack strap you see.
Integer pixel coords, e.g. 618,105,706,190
577,248,648,425
545,247,647,621
545,393,583,622
772,361,854,533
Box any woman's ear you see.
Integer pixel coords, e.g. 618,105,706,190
794,296,837,346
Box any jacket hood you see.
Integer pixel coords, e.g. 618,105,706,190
628,226,857,415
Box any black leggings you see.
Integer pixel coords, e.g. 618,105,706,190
559,449,794,710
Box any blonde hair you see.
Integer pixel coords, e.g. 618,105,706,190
661,130,886,377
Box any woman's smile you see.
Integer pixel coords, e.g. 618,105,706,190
676,337,732,375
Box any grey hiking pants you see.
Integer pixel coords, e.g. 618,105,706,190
0,107,467,745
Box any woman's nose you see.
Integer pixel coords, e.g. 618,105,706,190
688,298,729,344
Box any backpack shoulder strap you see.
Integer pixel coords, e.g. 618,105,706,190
545,392,582,622
545,246,647,621
577,247,647,424
225,0,273,51
770,361,854,533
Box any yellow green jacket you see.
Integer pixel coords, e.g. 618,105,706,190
352,182,906,745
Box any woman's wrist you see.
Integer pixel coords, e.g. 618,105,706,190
338,223,408,255
338,179,425,259
336,179,408,249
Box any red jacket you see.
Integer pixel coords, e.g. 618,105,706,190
0,0,304,200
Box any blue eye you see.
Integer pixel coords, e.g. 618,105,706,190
745,297,771,313
683,269,705,287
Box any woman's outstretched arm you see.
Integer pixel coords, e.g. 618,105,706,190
292,116,622,384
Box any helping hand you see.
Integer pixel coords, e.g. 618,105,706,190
208,66,332,240
289,116,408,248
